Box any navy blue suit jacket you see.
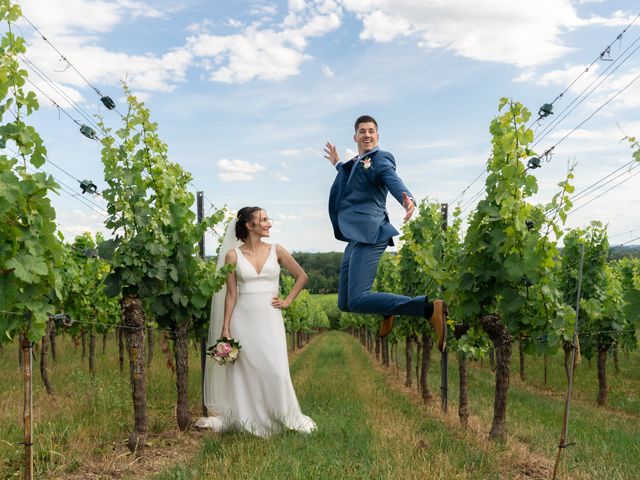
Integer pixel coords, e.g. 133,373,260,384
328,149,413,245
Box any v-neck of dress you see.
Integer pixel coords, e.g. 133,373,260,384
237,243,274,276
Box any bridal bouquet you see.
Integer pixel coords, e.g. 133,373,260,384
207,337,241,365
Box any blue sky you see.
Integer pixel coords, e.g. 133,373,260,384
8,0,640,253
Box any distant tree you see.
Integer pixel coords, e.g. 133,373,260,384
290,252,342,293
609,245,640,260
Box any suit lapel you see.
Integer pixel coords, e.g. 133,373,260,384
347,149,378,187
345,158,358,186
347,157,360,186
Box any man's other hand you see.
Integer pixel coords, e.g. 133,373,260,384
402,192,415,223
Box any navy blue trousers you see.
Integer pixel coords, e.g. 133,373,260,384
337,240,426,317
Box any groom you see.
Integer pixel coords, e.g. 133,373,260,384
325,115,446,351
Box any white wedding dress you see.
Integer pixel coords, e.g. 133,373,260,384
196,243,316,438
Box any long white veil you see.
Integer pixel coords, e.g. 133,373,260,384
202,217,241,418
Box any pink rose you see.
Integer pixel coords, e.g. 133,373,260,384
216,342,232,355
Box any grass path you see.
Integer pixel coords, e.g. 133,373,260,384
457,356,640,480
2,331,637,479
155,332,531,480
382,337,640,480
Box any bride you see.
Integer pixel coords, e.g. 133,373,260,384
196,206,316,437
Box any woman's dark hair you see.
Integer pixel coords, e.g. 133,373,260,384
236,206,262,241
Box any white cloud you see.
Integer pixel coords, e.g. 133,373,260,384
189,29,311,83
341,0,634,68
546,127,605,141
513,70,535,83
272,171,291,181
288,0,307,14
280,148,302,156
514,46,640,120
187,1,342,83
114,0,165,18
55,208,109,242
18,0,164,35
26,78,85,110
277,213,301,221
117,90,152,104
186,19,218,34
573,10,637,28
529,64,640,118
278,147,322,158
321,64,334,77
24,32,193,96
339,0,380,14
534,63,600,88
217,158,267,181
19,0,121,35
588,67,640,111
16,0,194,103
542,121,640,155
250,4,278,18
360,10,412,43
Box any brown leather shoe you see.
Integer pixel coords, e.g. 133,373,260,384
379,315,394,338
429,300,447,352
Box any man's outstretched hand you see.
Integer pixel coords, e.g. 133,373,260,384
324,142,340,166
402,192,415,223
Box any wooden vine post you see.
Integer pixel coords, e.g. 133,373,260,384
20,333,33,480
553,244,585,479
440,202,448,413
1,1,64,475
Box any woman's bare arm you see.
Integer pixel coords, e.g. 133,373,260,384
272,244,308,309
221,249,238,338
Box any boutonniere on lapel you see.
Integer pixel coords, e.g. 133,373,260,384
361,156,372,170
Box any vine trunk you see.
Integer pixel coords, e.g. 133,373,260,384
420,331,433,403
480,313,512,441
457,352,470,427
122,294,148,454
174,319,190,431
39,319,54,395
405,335,413,387
597,344,608,406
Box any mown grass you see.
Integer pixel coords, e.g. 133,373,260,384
1,326,638,479
385,327,640,480
0,332,203,478
154,331,507,480
465,355,640,480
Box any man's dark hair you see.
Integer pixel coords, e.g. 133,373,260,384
354,115,378,132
